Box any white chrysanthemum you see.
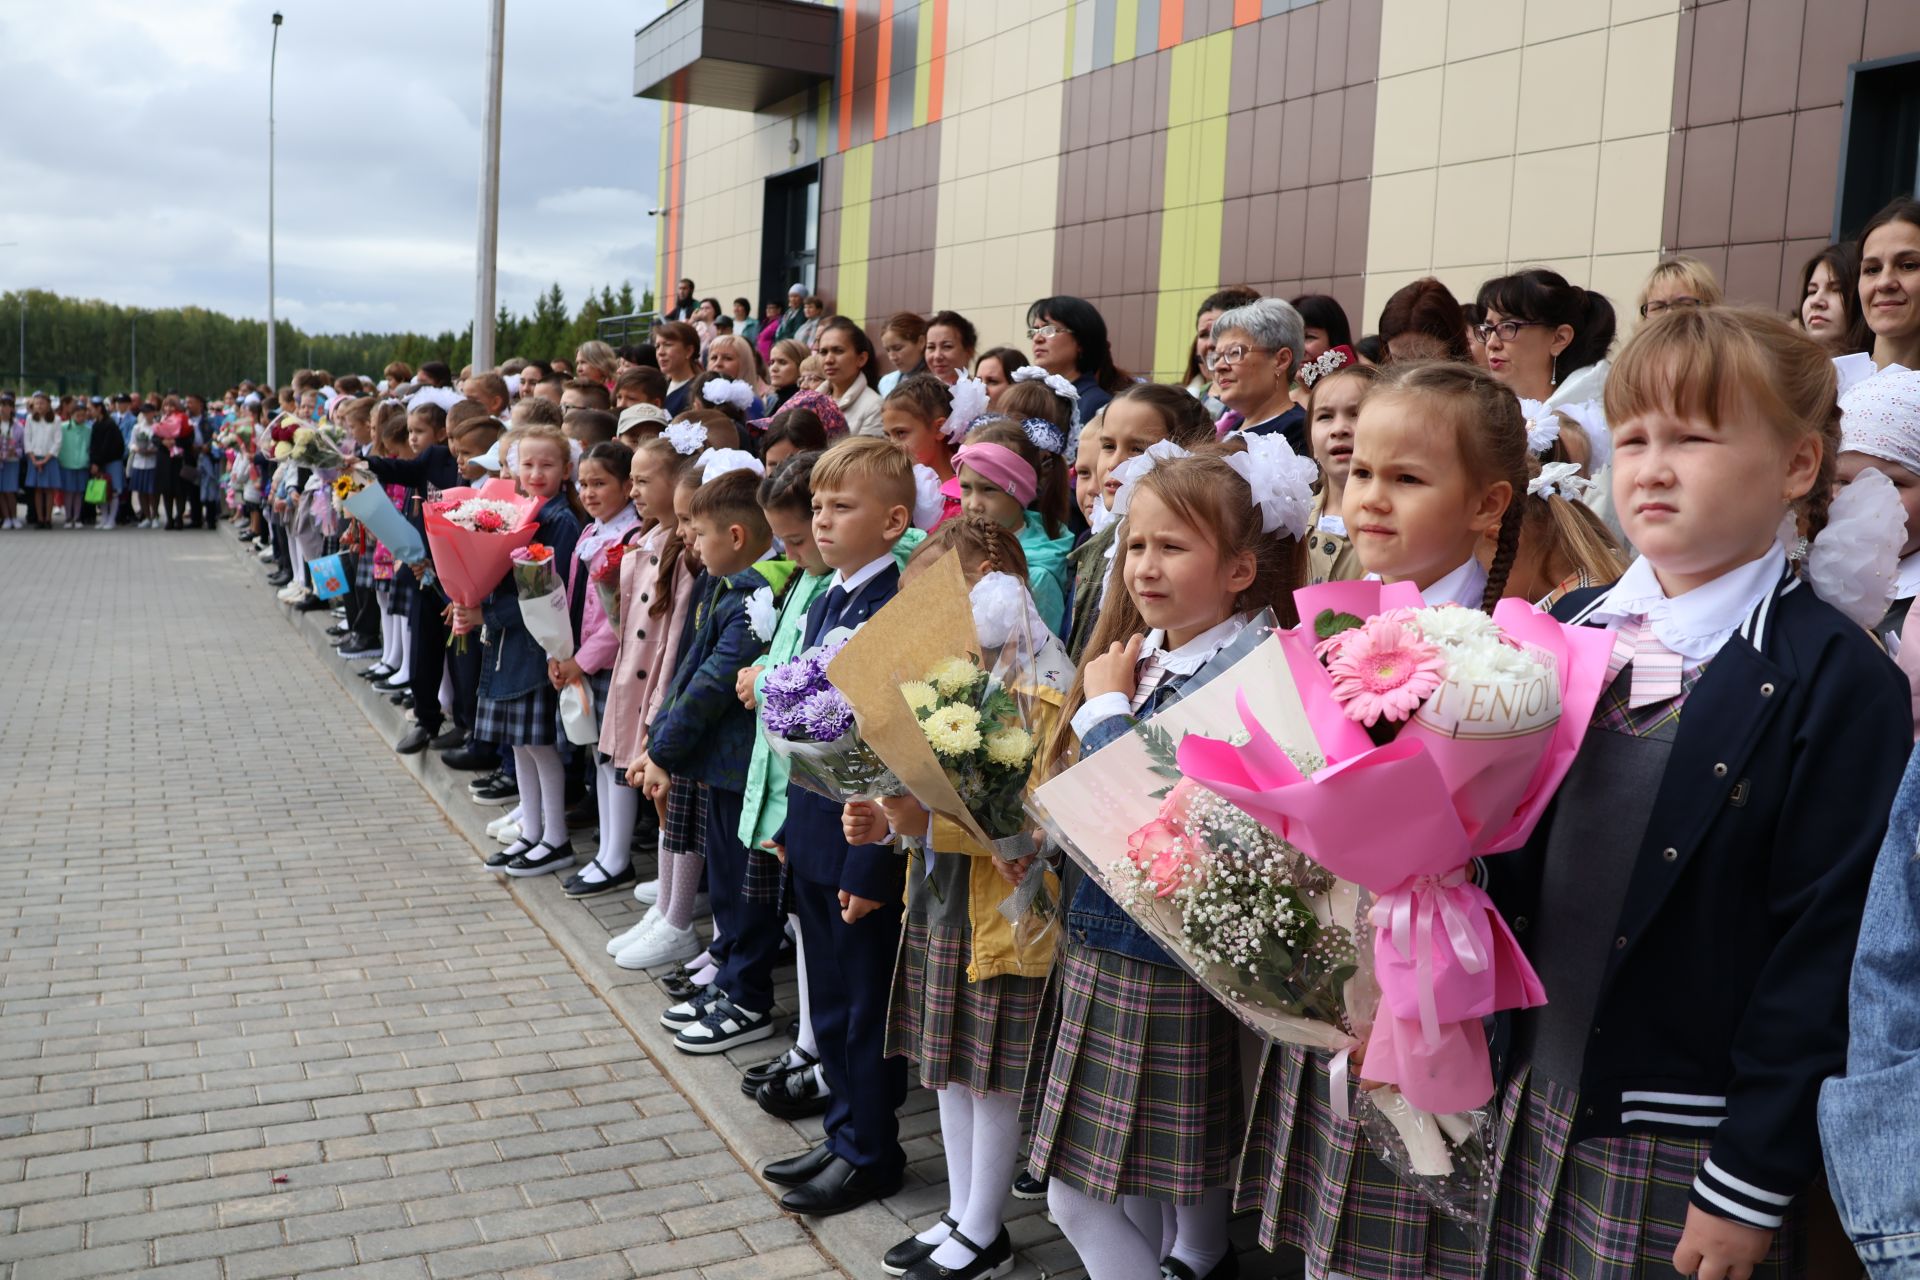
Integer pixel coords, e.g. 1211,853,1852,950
899,680,939,714
927,656,979,698
744,586,777,643
1414,605,1501,649
923,704,983,757
1442,637,1542,683
984,726,1034,768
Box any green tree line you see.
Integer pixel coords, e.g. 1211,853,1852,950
3,281,654,398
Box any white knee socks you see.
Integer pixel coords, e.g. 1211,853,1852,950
1048,1181,1161,1280
512,746,568,848
930,1089,1021,1267
919,1088,975,1247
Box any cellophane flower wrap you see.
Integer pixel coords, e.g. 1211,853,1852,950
1168,580,1614,1219
758,635,904,802
592,544,627,632
288,423,349,470
422,479,542,649
507,542,599,746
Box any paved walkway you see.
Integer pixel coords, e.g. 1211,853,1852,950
0,531,836,1280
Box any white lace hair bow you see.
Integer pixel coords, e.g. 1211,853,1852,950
1840,368,1920,477
664,420,708,455
1529,460,1597,504
698,448,765,484
1012,365,1079,402
1518,400,1562,455
1091,439,1192,537
1223,432,1318,538
1805,465,1906,629
911,463,947,531
701,379,756,413
941,374,991,444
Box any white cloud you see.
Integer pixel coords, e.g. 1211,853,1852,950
0,0,668,336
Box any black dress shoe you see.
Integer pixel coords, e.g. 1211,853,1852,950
294,595,330,612
428,726,466,750
777,1156,901,1217
373,675,408,692
359,664,394,681
741,1046,815,1096
761,1142,835,1188
883,1216,957,1277
1160,1250,1239,1280
441,746,499,772
394,725,433,755
902,1226,1011,1280
755,1064,831,1120
486,839,535,871
266,572,292,587
391,691,412,707
326,622,351,637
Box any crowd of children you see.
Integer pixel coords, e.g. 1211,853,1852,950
184,196,1920,1280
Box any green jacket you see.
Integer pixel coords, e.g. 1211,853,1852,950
738,528,927,848
58,420,92,470
1020,511,1076,639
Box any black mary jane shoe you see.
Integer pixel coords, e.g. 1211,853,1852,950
486,839,536,871
660,969,705,1002
562,859,636,898
882,1215,958,1277
359,664,395,681
1159,1250,1240,1280
902,1226,1011,1280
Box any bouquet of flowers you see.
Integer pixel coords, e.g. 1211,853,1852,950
758,636,904,802
508,544,597,745
342,477,426,564
289,424,348,470
422,479,542,653
898,652,1040,856
591,543,627,631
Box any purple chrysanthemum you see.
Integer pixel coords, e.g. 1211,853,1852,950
796,689,854,742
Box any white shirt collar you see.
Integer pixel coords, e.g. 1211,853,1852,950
1588,546,1786,662
830,552,893,595
1138,613,1252,678
1365,558,1487,609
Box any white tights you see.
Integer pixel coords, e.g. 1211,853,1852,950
511,745,568,849
920,1088,1022,1268
1047,1182,1230,1280
588,762,638,877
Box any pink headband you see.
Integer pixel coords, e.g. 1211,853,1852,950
953,442,1037,505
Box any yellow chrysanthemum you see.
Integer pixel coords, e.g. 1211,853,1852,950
923,704,983,757
984,726,1034,768
899,681,939,714
927,656,979,698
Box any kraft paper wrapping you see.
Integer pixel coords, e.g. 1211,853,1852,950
825,554,997,846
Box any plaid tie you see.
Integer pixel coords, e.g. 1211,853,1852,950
1624,614,1685,709
1130,653,1170,714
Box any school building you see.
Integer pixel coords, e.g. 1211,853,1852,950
636,0,1920,379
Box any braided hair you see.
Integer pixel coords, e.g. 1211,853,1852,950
905,512,1031,583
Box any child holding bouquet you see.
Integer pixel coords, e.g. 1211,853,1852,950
955,418,1075,635
843,516,1063,1280
1480,308,1909,1279
554,442,641,898
457,423,585,877
1034,451,1303,1280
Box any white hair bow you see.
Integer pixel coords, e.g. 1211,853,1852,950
698,448,765,484
1223,432,1318,538
911,463,947,531
1529,461,1596,504
664,420,708,456
941,375,991,444
701,379,756,413
1012,365,1079,401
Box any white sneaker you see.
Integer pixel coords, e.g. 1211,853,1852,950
605,908,664,957
493,820,522,846
615,921,701,971
485,811,521,840
276,584,305,603
634,879,661,906
255,544,274,559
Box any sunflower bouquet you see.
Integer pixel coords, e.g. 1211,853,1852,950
899,652,1039,853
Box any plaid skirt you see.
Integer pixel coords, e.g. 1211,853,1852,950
661,775,707,860
1026,940,1242,1203
585,668,612,722
386,566,417,618
1485,1070,1803,1279
1236,1044,1480,1280
353,547,378,591
473,684,558,747
886,915,1045,1094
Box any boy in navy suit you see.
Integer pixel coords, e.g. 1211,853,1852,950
643,467,793,1055
761,438,915,1217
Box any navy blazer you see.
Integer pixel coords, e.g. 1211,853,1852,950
777,564,901,900
1490,571,1909,1229
477,497,581,702
647,565,781,793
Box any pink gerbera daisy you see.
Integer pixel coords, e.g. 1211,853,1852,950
1326,616,1446,726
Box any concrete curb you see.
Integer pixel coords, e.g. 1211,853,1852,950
238,537,1079,1280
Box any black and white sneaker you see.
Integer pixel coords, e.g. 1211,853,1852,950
486,838,536,871
674,996,774,1055
562,859,637,898
1011,1169,1048,1200
505,841,576,877
660,985,720,1030
470,774,518,805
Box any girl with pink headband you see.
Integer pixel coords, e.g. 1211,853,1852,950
954,419,1075,635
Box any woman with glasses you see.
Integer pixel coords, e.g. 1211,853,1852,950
1207,297,1309,455
1636,255,1722,320
1024,296,1131,425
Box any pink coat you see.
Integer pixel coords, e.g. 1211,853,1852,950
597,523,696,768
568,540,621,676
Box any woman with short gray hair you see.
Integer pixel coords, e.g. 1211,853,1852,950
1209,298,1307,453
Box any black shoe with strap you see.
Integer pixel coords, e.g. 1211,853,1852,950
742,1046,817,1096
562,859,637,899
755,1063,830,1120
882,1216,958,1277
1160,1250,1240,1280
901,1226,1012,1280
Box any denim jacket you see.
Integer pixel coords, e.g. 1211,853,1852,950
1820,740,1920,1278
1063,676,1188,969
477,497,581,702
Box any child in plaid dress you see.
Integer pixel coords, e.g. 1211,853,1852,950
845,518,1065,1280
456,425,584,878
1479,309,1909,1280
1034,453,1303,1280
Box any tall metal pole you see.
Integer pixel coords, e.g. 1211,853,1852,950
471,0,506,371
267,12,282,388
130,314,137,393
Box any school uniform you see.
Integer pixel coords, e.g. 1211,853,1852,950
649,560,792,1017
21,418,60,489
367,446,464,737
473,497,582,746
0,419,21,493
1028,616,1250,1206
1480,551,1908,1278
774,555,910,1180
1243,403,1309,458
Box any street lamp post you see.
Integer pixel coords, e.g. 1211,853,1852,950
267,11,282,388
471,0,506,371
130,312,138,394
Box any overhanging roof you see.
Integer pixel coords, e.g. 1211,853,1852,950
633,0,837,114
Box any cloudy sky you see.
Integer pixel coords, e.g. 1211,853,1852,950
0,0,665,336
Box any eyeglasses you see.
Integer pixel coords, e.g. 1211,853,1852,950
1639,296,1707,318
1204,343,1270,371
1027,325,1063,341
1474,319,1551,343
